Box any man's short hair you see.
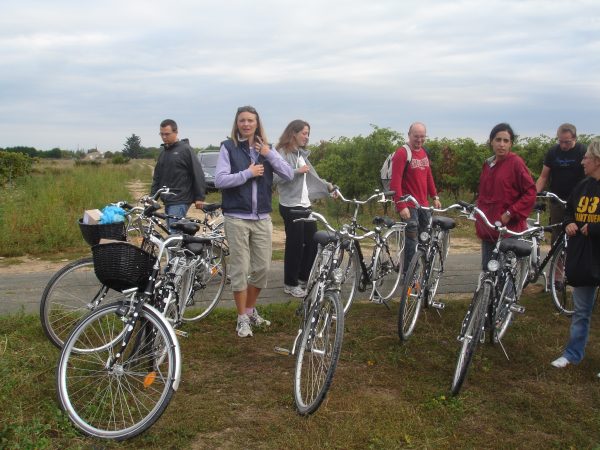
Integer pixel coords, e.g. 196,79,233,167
557,123,576,138
160,119,178,132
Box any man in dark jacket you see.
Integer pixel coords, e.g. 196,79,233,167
151,119,206,228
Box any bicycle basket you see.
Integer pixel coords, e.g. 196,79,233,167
91,242,156,292
78,219,127,246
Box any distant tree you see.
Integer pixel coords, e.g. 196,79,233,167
4,146,38,157
122,134,143,159
45,148,63,159
104,151,114,159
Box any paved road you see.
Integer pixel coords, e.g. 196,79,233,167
0,253,482,316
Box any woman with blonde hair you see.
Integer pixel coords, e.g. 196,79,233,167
215,106,293,337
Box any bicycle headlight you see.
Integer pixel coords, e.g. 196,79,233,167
487,259,500,272
419,232,430,242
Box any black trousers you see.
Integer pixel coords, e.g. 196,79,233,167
278,204,318,287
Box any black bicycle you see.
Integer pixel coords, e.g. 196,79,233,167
451,201,537,396
397,195,462,341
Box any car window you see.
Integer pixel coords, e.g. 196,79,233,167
200,153,219,166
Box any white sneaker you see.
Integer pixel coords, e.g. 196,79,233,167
248,308,271,327
551,356,570,368
298,280,307,290
236,314,253,338
284,284,306,298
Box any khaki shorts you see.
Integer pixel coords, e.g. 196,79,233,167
224,216,273,291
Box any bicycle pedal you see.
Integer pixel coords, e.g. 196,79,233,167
174,329,189,338
509,304,526,314
273,346,291,356
430,301,445,310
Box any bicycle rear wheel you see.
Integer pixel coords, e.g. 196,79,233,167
451,282,490,396
40,257,125,349
398,250,426,341
549,241,575,316
294,290,344,415
57,302,180,440
372,227,404,300
182,243,227,322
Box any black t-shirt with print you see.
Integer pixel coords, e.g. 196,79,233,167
543,142,586,200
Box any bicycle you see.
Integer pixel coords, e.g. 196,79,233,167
56,223,222,439
397,195,461,341
40,187,226,348
451,201,537,396
307,188,405,315
521,191,574,316
275,209,377,415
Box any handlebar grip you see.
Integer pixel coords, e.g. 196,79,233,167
537,191,547,196
202,203,221,213
458,200,473,210
384,190,396,197
121,202,133,210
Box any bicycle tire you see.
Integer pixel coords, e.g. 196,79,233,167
492,271,516,343
451,282,490,396
337,240,360,314
56,302,180,440
398,250,426,341
372,227,404,301
294,290,344,415
182,243,227,322
40,257,125,349
425,244,444,306
549,240,575,316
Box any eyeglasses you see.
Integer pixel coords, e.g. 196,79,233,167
237,106,257,114
412,135,427,140
159,132,174,137
558,139,574,145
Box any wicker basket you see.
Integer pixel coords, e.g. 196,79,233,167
92,242,156,292
78,219,127,246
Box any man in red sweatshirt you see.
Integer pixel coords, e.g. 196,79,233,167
390,122,441,273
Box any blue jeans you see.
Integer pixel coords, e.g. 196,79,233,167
165,203,190,232
404,207,431,273
563,286,598,363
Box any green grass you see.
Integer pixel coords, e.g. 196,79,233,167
0,159,152,257
2,291,600,448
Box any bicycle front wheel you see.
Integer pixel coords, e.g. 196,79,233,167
398,250,426,341
57,303,180,440
425,244,445,306
294,290,344,415
372,227,404,300
492,271,516,343
182,243,227,322
40,257,125,349
337,240,360,314
451,282,490,396
549,240,574,316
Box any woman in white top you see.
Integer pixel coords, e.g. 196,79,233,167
274,120,336,297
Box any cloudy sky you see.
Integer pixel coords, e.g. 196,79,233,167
1,0,599,152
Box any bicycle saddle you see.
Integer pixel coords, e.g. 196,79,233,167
314,230,338,246
171,221,201,235
432,216,456,230
499,239,532,258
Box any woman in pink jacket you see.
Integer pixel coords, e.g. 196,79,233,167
476,123,537,269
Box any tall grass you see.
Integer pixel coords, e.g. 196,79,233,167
0,160,151,256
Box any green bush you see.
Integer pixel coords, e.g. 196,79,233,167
0,151,33,186
111,154,130,164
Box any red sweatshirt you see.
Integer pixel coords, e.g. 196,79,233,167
476,152,536,241
391,146,438,211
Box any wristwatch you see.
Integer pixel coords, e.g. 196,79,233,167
504,210,511,216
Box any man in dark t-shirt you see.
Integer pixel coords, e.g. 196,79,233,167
536,123,586,242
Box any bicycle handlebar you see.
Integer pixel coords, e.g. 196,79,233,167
293,210,376,241
537,191,567,205
458,201,542,237
333,188,395,205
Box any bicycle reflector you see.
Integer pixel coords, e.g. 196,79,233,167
487,259,500,272
143,371,157,388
